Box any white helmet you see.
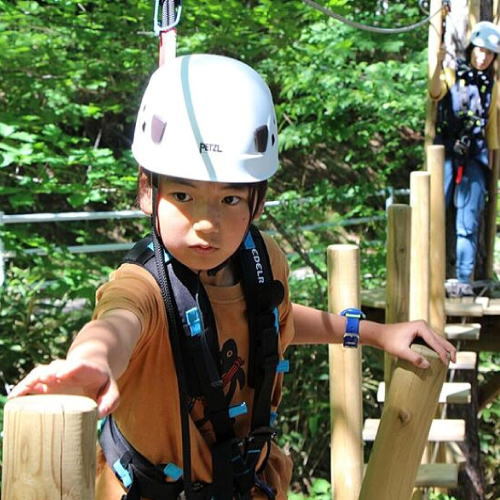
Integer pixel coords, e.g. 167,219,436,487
470,21,500,54
132,54,279,183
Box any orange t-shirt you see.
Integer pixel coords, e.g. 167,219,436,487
93,232,295,499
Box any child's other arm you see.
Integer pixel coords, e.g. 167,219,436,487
9,309,141,417
291,303,456,369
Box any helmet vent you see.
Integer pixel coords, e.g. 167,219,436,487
151,115,166,144
271,134,275,146
254,125,269,153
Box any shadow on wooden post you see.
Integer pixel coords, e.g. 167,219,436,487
384,204,411,391
1,394,98,500
359,345,448,500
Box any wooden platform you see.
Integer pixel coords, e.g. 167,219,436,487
361,289,500,317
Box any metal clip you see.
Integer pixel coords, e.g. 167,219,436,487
154,0,182,35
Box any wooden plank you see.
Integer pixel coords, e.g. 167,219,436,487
414,464,459,488
449,351,477,370
445,300,484,317
363,292,500,317
482,298,500,316
361,288,386,309
363,418,465,442
377,382,471,404
444,323,481,340
363,463,459,488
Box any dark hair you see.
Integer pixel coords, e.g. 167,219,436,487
136,167,268,221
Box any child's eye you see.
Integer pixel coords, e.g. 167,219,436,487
223,195,241,206
172,192,192,202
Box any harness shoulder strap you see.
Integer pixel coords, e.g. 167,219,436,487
237,226,284,431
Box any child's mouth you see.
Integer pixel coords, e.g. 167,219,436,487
191,245,216,254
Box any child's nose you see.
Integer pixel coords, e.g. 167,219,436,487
193,218,218,233
192,207,220,233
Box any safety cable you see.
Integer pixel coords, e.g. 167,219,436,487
302,0,445,34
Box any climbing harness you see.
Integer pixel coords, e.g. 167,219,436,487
436,59,493,189
99,223,287,500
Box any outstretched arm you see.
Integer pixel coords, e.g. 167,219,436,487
9,309,141,417
291,303,456,368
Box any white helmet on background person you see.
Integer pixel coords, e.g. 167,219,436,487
470,21,500,54
132,54,279,183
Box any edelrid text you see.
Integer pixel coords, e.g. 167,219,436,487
251,249,265,283
199,143,223,153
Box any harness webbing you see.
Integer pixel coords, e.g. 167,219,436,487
99,224,286,500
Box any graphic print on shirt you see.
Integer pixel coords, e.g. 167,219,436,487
192,338,246,429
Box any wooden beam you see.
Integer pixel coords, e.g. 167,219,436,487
359,345,448,500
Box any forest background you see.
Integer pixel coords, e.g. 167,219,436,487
0,0,498,498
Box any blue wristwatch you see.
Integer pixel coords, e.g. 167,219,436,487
340,308,366,348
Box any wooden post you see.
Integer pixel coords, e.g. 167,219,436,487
359,344,448,500
409,172,431,323
469,0,480,28
426,145,446,336
409,172,433,495
328,244,363,500
485,0,500,278
425,0,445,145
426,146,448,472
2,395,98,500
384,205,411,389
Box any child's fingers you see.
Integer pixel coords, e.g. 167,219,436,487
96,378,120,418
8,364,55,398
416,323,456,364
402,349,431,369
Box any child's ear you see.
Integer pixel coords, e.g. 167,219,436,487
137,169,153,215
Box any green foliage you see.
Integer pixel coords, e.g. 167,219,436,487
288,478,331,500
478,352,500,498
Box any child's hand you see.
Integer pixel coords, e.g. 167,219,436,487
8,359,119,418
380,320,456,369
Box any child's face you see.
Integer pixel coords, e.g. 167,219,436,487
156,177,252,272
470,46,495,71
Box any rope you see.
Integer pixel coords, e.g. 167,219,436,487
302,0,444,34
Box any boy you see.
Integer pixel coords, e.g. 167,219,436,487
10,54,455,500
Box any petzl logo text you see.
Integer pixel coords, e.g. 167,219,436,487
199,143,223,153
